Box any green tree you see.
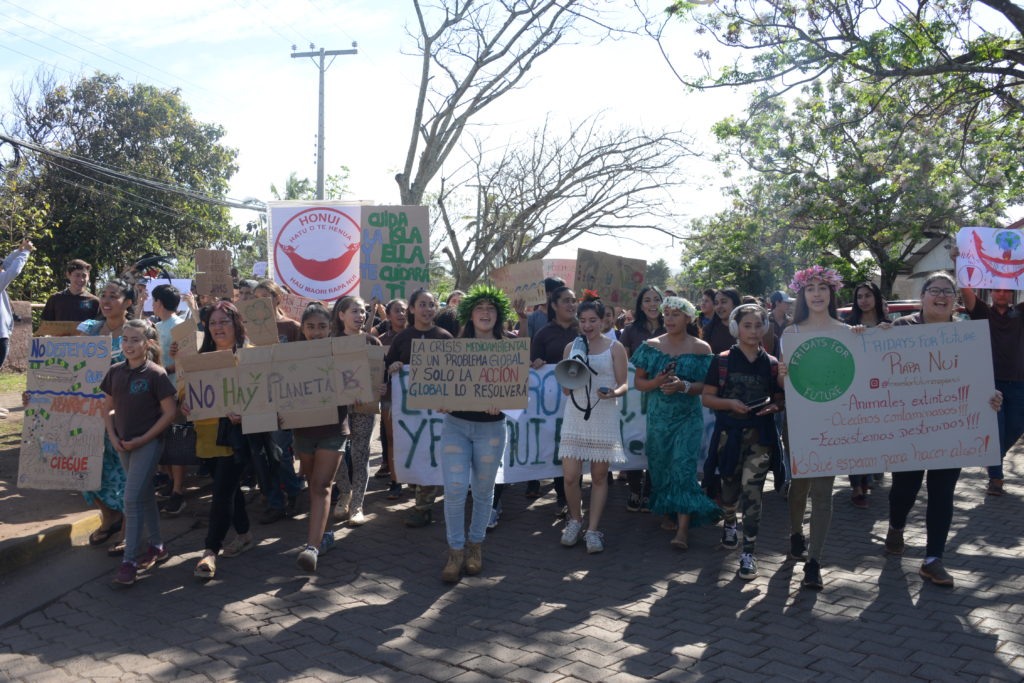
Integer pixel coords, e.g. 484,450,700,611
270,168,350,200
0,168,54,302
4,71,239,282
708,78,1022,296
645,258,671,290
665,0,1024,114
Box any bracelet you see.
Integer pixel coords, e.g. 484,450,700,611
682,380,691,394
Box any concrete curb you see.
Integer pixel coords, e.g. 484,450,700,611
0,512,101,578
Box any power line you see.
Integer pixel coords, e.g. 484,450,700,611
252,0,314,48
231,0,299,47
0,41,77,77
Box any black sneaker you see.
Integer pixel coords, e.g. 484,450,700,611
161,493,186,517
525,480,541,499
884,526,905,555
738,553,757,580
789,533,807,561
802,559,823,590
721,525,739,550
626,493,642,512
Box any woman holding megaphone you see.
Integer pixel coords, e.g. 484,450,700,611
557,299,628,554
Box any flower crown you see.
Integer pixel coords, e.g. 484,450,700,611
456,284,516,326
790,266,843,292
660,296,697,319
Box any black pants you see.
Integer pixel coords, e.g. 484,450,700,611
889,468,960,559
625,469,650,499
0,337,8,369
205,456,250,553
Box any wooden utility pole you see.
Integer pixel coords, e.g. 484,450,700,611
291,43,357,199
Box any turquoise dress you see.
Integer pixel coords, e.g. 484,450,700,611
78,319,126,511
631,343,719,527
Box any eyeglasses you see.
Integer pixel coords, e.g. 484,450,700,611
925,287,955,297
208,319,234,328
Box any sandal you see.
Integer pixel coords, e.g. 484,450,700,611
107,540,126,557
670,537,689,551
221,535,254,558
89,517,123,546
194,554,217,580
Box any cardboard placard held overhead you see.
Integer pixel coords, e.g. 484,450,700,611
279,290,319,322
543,258,576,289
170,318,200,358
143,278,193,313
195,249,234,299
268,202,361,302
406,338,530,411
954,227,1024,290
360,205,430,302
574,248,646,306
19,336,111,491
490,260,547,307
236,297,279,346
34,321,82,337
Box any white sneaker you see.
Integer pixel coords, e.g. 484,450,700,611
561,519,582,547
333,491,352,521
296,545,318,572
487,503,501,530
584,530,604,554
348,509,366,526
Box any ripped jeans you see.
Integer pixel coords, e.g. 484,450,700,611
440,415,506,549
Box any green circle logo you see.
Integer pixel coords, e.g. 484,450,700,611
788,337,855,402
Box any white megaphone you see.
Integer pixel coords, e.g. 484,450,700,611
555,336,598,391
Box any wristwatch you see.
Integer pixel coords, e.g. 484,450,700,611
681,380,692,394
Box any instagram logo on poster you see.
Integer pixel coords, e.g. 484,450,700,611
869,378,889,389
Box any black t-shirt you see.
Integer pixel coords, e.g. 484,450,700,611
384,325,455,366
970,299,1024,382
41,289,100,322
530,321,578,365
100,360,176,440
704,346,781,420
703,317,735,354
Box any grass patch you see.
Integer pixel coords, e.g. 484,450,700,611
0,373,26,394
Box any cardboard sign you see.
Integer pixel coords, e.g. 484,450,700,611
955,226,1024,290
170,318,199,358
391,364,649,485
195,249,234,299
268,201,361,302
406,338,530,411
236,297,278,346
543,258,576,289
360,205,430,302
18,336,111,490
783,322,999,478
34,321,81,337
491,260,547,307
143,278,192,313
352,345,386,414
278,290,320,323
179,337,373,432
574,248,645,305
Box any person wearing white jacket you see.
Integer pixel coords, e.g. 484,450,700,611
0,237,33,418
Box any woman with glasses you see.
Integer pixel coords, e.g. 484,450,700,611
884,273,1003,587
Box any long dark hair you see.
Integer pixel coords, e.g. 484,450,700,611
406,288,433,326
630,286,663,332
96,279,136,321
200,300,247,352
847,282,887,326
547,286,574,322
330,295,364,337
792,282,839,324
702,287,740,339
577,299,606,320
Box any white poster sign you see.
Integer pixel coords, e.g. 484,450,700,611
784,322,999,478
268,201,361,302
392,365,650,485
955,226,1024,290
143,279,192,313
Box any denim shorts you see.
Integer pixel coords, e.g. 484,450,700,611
293,433,347,455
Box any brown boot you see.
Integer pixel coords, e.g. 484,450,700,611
441,548,464,583
464,542,483,575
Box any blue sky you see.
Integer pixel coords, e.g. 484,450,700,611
0,0,744,267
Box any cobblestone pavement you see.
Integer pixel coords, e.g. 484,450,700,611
1,452,1023,682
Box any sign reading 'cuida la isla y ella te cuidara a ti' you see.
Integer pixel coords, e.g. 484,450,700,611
268,202,430,304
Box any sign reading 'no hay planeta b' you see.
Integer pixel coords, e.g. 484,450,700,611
268,201,362,302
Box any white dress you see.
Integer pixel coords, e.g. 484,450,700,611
558,345,626,463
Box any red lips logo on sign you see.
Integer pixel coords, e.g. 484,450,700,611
273,206,360,301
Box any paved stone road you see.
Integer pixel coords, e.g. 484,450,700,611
2,452,1023,682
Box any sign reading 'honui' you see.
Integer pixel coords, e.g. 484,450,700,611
268,201,361,302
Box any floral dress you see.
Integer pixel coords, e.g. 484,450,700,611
78,319,126,511
631,342,720,527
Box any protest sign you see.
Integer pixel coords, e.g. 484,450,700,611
955,227,1024,290
406,338,530,411
360,205,430,302
141,279,192,313
268,201,361,301
170,318,199,358
392,364,649,485
179,337,372,432
783,321,999,478
19,336,111,490
352,345,386,415
252,261,267,278
34,321,81,337
278,290,319,322
194,249,233,299
236,297,278,346
490,260,547,306
574,248,646,305
543,258,576,288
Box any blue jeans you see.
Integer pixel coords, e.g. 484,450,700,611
118,438,164,564
267,430,303,509
440,415,506,549
990,380,1024,479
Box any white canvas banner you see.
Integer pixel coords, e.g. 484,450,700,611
784,321,999,478
392,364,651,485
955,226,1024,290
